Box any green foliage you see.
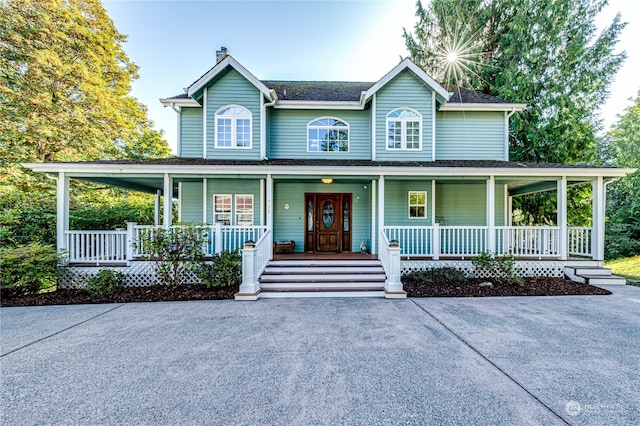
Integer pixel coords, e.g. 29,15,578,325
0,243,63,298
196,249,242,289
136,226,207,287
403,267,469,286
0,0,170,251
70,199,155,231
404,0,626,224
600,90,640,259
605,255,640,280
472,252,523,285
85,269,126,296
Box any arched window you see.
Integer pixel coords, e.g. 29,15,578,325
386,108,422,150
215,105,252,149
307,117,349,152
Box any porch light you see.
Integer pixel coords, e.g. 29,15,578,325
321,178,333,184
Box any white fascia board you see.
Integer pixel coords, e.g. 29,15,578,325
439,103,527,112
187,56,273,100
273,101,364,110
22,162,635,179
159,98,201,108
364,58,450,103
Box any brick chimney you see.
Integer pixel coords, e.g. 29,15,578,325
216,47,228,63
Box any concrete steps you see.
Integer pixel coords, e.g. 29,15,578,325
257,258,389,298
565,266,627,286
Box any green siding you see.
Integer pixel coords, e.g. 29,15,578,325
205,179,261,225
179,181,204,223
206,69,261,160
179,107,203,158
265,107,271,158
375,71,434,161
434,182,505,225
436,111,506,160
269,109,370,159
273,182,371,252
383,180,433,225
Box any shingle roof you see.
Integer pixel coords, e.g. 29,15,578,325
263,81,374,102
446,87,510,104
57,158,611,170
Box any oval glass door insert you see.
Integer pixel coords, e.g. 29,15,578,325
322,201,334,228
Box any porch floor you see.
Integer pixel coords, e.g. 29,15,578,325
273,252,378,261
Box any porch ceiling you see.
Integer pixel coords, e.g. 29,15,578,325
77,176,164,194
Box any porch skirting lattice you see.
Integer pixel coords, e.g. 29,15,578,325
58,261,200,289
401,260,566,278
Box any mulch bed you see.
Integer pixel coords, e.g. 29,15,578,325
1,284,238,307
1,277,612,307
403,276,612,298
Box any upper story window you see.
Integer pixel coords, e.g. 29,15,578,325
307,117,349,152
387,108,422,150
215,105,252,149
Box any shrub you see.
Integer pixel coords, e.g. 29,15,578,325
197,249,242,289
403,267,468,286
85,270,126,296
0,243,63,298
472,252,523,285
135,225,207,287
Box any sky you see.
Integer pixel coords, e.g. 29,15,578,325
103,0,640,154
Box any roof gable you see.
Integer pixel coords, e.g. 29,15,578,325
187,56,273,101
364,58,450,104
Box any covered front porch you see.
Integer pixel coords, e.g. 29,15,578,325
26,159,629,297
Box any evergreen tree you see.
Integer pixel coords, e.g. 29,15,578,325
601,91,640,259
404,0,626,224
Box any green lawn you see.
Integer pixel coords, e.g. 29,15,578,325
605,255,640,281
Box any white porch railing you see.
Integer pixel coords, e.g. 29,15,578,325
568,227,592,257
66,224,267,263
239,229,272,296
65,230,127,264
495,226,560,257
384,225,590,259
132,224,267,258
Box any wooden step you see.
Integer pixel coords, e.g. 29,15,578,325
262,266,385,274
586,275,627,285
567,266,612,276
261,282,385,289
267,259,382,267
260,273,385,283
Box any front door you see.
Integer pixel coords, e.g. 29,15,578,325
305,193,352,252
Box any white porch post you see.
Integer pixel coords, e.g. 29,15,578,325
377,175,385,253
371,179,377,254
163,173,173,228
154,189,161,226
592,176,605,261
486,176,496,253
260,178,266,226
507,196,513,226
202,178,208,224
432,180,439,260
266,174,273,232
56,171,70,253
557,176,568,260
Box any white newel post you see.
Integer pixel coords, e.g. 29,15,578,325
486,176,496,254
154,189,161,226
557,177,568,260
214,222,222,254
163,173,173,228
240,242,260,295
126,222,136,264
385,242,403,294
56,172,70,254
433,223,440,260
592,176,605,261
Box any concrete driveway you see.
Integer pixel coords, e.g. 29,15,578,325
2,285,639,425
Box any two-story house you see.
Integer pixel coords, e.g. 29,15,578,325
26,49,632,299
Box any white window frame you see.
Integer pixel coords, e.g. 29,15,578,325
213,194,232,225
408,191,427,219
214,105,252,149
307,117,350,153
386,107,422,151
234,194,254,226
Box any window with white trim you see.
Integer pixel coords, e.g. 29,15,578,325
387,108,422,150
409,191,427,219
307,117,349,152
215,105,252,148
235,194,254,225
214,194,232,225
